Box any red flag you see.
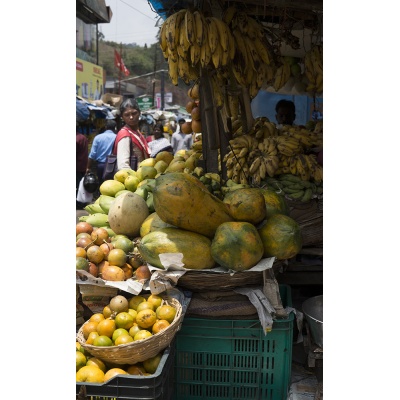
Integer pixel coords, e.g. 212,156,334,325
114,49,130,76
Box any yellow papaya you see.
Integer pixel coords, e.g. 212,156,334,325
153,173,234,238
138,227,215,270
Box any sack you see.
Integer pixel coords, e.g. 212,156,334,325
77,178,93,203
102,154,138,181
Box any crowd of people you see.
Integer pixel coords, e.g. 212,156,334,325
77,98,298,209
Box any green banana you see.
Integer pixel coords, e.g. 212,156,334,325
300,188,313,202
287,190,305,199
283,187,305,194
146,192,155,213
221,183,250,195
280,182,304,190
134,187,148,200
79,213,109,227
84,203,105,214
278,174,303,183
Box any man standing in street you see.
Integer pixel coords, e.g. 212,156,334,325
76,124,88,210
171,118,193,154
86,118,117,185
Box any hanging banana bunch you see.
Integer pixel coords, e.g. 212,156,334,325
304,44,323,95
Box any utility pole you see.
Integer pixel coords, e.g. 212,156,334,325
161,70,165,111
118,43,122,95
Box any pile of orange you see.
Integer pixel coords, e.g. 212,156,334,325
76,293,177,382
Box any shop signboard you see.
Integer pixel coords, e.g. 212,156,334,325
137,96,154,111
76,58,105,102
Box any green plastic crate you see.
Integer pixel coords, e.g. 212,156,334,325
173,284,293,400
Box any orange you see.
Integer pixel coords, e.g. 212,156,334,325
133,330,152,341
82,321,99,340
103,305,112,319
107,248,127,267
91,227,110,246
136,301,154,313
114,312,134,330
147,294,163,309
76,247,86,258
115,333,134,346
112,328,129,342
127,309,138,320
76,351,87,371
126,364,147,375
86,357,106,373
89,313,105,324
104,368,128,382
136,309,157,329
96,319,116,338
86,331,99,345
93,335,113,347
128,323,141,338
156,305,176,323
76,365,105,383
143,353,162,374
128,295,146,310
152,319,170,334
86,245,105,264
109,295,129,313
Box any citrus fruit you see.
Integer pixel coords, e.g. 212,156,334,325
108,248,127,267
82,321,99,340
133,330,152,341
128,295,146,310
76,257,90,272
156,305,176,323
91,227,110,246
147,294,163,309
109,295,129,313
76,365,105,382
114,312,134,330
96,319,116,338
112,328,129,342
89,313,105,324
76,236,94,249
115,333,134,346
152,319,170,334
143,353,162,374
86,331,99,345
86,357,106,373
76,351,87,371
135,265,151,280
113,237,134,253
76,247,86,258
93,335,113,347
136,301,154,313
136,309,157,329
76,222,94,236
126,364,147,375
104,368,128,382
127,309,137,320
121,263,133,279
103,305,112,318
128,323,141,338
101,264,125,281
100,242,114,259
86,245,105,264
111,234,130,242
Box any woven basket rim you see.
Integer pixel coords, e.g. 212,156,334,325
76,296,182,364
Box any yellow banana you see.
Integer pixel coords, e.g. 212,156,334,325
211,43,223,69
206,17,219,54
193,10,205,46
178,56,190,84
168,57,179,85
212,17,230,53
179,18,190,53
190,42,201,66
165,9,186,52
200,30,212,68
246,16,263,40
222,5,237,25
184,9,195,45
159,19,169,53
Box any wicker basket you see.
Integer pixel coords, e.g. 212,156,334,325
76,297,182,365
177,261,284,292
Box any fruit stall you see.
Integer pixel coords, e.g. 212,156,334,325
76,0,323,399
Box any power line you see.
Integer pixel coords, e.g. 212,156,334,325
119,0,158,21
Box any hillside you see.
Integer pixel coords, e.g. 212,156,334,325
98,39,192,108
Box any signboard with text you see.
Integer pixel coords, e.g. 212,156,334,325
137,96,154,111
76,58,105,102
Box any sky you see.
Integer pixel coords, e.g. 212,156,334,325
98,0,163,46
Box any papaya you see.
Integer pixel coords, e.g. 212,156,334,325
211,222,264,271
223,188,266,225
153,173,234,238
259,188,289,218
139,212,176,237
258,214,302,260
138,227,215,270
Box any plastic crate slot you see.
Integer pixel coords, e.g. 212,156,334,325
233,370,259,385
233,354,260,370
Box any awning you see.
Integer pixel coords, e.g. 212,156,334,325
76,0,111,24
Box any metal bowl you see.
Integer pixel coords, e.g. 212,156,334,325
302,295,323,348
